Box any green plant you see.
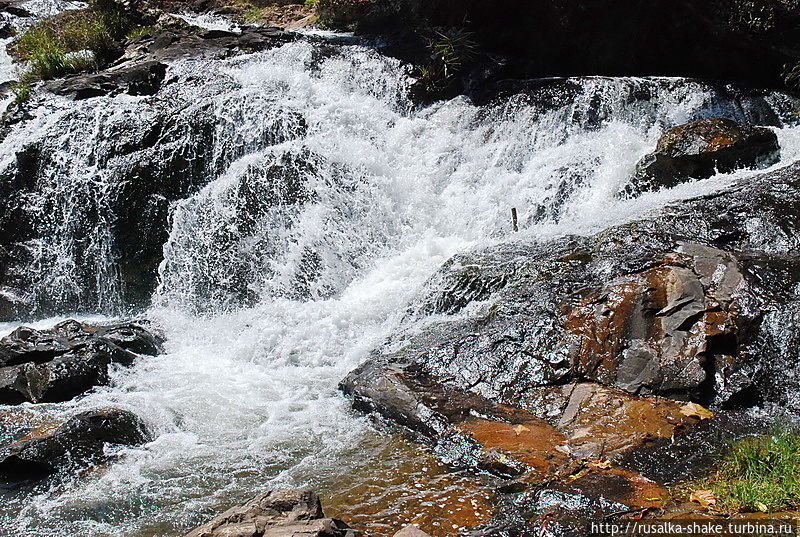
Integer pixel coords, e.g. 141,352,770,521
413,26,478,95
684,425,800,512
427,27,477,78
125,25,155,38
11,78,32,104
11,7,138,81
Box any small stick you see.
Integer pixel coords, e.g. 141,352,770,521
511,207,519,232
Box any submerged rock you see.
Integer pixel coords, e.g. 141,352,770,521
184,489,358,537
0,408,151,481
0,320,164,404
626,117,779,195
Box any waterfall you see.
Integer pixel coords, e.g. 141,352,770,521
1,36,800,536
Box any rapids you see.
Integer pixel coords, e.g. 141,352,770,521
1,32,799,536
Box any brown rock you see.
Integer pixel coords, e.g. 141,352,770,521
393,525,431,537
533,382,695,460
564,245,742,399
185,490,357,537
627,117,779,196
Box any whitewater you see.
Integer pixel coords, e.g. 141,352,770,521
0,36,799,536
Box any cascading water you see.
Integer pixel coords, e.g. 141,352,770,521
1,35,800,536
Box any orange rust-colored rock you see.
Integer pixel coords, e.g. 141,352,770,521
629,118,780,195
563,247,742,398
552,382,696,460
455,417,569,477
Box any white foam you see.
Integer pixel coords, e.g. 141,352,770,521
2,41,800,535
173,12,241,33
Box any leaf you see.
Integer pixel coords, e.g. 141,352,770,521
513,424,530,436
689,489,717,507
567,468,590,481
680,402,714,420
755,501,768,512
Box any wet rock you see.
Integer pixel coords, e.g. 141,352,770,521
343,160,800,534
43,61,168,100
627,118,779,195
342,356,691,504
184,489,357,537
0,1,31,18
361,242,752,408
394,525,431,537
523,382,697,460
0,22,12,38
470,482,630,537
0,408,151,481
0,320,163,404
356,161,800,411
0,319,163,367
618,409,769,484
564,244,744,399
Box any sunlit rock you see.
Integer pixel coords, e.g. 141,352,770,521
625,117,779,196
0,320,164,403
0,408,151,481
184,489,357,537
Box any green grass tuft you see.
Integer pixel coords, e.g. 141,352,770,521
694,425,800,512
10,7,138,82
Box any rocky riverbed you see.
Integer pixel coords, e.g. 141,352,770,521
1,0,800,535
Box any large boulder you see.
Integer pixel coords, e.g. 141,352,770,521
0,320,164,404
361,160,800,410
184,489,358,537
627,118,780,195
341,159,800,534
0,27,306,320
0,408,151,481
42,61,168,100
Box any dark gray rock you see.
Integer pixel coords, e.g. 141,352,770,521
0,1,31,17
0,25,309,318
0,320,163,404
184,489,358,537
42,61,168,100
0,408,151,481
116,26,294,68
37,24,295,102
626,117,780,196
345,160,800,419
